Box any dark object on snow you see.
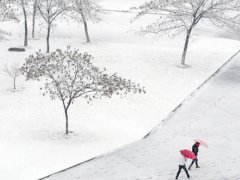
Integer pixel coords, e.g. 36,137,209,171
8,47,25,52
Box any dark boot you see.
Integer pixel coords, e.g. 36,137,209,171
195,158,200,168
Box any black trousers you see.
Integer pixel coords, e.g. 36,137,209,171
175,165,190,179
189,157,199,169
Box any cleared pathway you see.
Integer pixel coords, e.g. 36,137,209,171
42,53,240,180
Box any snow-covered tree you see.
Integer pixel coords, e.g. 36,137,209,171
37,0,68,52
0,0,17,40
134,0,240,66
3,62,21,91
70,0,102,43
21,47,145,134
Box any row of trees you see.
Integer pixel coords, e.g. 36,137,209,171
0,0,101,52
1,0,240,65
0,1,145,135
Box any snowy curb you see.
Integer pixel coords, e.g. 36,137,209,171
38,49,240,180
143,49,240,139
38,157,97,180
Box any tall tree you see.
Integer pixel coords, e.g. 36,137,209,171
21,0,28,46
21,47,145,134
31,0,38,38
71,0,101,43
37,0,68,52
134,0,240,66
10,0,30,46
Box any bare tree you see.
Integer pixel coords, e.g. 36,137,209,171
134,0,240,66
22,0,39,39
21,47,145,134
3,63,21,91
70,0,102,43
37,0,68,53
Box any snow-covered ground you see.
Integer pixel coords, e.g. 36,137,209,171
42,50,240,180
0,1,240,180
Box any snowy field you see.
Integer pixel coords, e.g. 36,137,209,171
43,52,240,180
0,1,240,180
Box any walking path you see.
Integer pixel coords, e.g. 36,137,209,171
42,53,240,180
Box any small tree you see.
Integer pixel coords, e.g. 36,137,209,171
37,0,68,53
134,0,240,66
70,0,102,43
3,63,21,91
21,47,145,134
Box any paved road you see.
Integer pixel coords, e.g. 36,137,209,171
42,52,240,180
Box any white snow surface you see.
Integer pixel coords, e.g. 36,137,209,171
43,50,240,180
0,1,240,180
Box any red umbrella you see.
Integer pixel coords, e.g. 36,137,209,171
195,139,208,148
180,149,196,159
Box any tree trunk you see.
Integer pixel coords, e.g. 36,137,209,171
64,108,69,134
22,4,28,46
80,12,90,43
181,29,192,65
13,77,16,90
32,1,37,38
46,23,51,53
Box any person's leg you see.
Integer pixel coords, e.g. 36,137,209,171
176,165,183,179
188,159,195,170
195,158,200,168
183,165,190,178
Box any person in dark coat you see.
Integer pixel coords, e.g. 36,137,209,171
175,155,190,179
188,142,200,170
